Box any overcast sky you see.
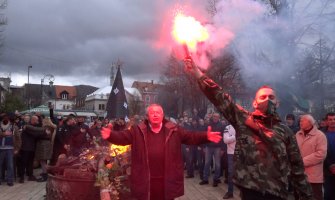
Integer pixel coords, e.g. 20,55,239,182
0,0,207,88
1,0,334,89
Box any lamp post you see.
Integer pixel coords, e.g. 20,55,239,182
40,74,55,105
27,65,32,109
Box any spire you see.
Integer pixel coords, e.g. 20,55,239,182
106,62,129,121
110,64,115,86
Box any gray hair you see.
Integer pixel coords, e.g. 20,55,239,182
300,114,316,126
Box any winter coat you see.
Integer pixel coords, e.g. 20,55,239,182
35,119,57,160
53,123,76,156
196,75,313,200
20,125,47,152
106,119,209,200
0,123,21,152
296,126,327,183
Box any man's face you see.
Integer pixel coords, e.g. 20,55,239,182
147,105,164,126
300,117,313,131
67,118,76,126
24,115,30,123
327,115,335,129
77,117,84,123
31,116,39,125
253,88,278,113
286,118,294,126
96,120,102,128
212,114,220,123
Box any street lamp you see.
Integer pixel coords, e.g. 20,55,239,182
40,74,55,105
27,65,32,109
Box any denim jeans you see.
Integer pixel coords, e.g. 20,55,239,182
185,146,196,176
227,154,234,193
196,146,204,177
203,147,221,181
0,149,14,184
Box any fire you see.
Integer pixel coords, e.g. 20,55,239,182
172,13,209,51
110,144,129,157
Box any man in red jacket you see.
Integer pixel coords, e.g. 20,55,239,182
101,104,221,200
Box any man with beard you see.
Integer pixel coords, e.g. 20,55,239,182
101,104,222,200
184,58,313,200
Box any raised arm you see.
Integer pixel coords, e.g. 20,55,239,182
24,125,48,139
101,123,133,146
184,57,247,126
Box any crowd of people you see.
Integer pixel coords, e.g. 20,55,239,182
0,108,134,186
0,100,334,200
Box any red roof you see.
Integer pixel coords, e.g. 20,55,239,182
55,85,77,99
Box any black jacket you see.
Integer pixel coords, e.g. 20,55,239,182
21,125,46,151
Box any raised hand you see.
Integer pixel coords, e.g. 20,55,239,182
207,126,222,143
101,123,113,140
183,56,203,78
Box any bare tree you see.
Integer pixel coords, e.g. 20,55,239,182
206,0,221,17
159,50,245,118
128,91,143,116
296,37,335,118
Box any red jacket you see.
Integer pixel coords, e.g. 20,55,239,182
107,120,209,200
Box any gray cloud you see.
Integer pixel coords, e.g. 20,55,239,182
1,0,207,87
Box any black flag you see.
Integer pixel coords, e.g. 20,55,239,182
106,65,129,121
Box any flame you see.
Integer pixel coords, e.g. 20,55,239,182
110,144,129,157
172,13,209,51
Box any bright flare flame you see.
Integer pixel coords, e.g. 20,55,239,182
172,13,209,51
110,144,129,157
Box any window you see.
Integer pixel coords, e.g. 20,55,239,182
145,95,150,102
98,104,105,110
60,91,69,100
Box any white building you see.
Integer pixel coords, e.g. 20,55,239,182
85,86,142,117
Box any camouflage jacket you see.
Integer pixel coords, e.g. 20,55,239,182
197,75,313,200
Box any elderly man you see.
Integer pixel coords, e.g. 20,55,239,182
184,57,313,200
101,104,221,200
296,114,327,200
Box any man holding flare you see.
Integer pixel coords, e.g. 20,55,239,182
183,57,313,200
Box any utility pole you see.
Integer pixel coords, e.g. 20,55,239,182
27,65,32,109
